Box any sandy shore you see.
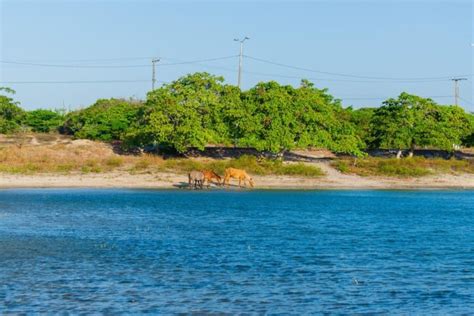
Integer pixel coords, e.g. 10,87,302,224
1,162,473,190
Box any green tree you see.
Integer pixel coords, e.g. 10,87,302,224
462,113,474,147
234,80,364,156
349,107,375,148
125,73,239,152
26,109,64,133
62,98,142,141
429,105,471,150
0,87,25,134
371,93,471,157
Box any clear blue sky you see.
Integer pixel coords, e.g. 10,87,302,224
1,0,472,111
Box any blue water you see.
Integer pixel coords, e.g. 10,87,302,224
0,189,473,314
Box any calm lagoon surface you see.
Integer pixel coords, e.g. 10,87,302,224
0,189,473,314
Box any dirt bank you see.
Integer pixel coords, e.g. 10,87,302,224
1,161,472,190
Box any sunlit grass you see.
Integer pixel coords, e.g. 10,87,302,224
332,157,474,177
0,144,324,177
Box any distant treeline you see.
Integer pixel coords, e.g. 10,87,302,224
1,73,473,156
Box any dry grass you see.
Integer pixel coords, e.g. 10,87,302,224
0,141,134,174
149,155,325,177
0,142,324,177
332,157,474,177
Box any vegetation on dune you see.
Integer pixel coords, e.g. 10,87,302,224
462,114,474,147
371,93,472,157
1,75,473,161
333,157,474,177
26,109,65,133
62,98,143,141
0,87,25,134
122,74,363,156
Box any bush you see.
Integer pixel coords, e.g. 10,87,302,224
25,109,64,133
62,98,142,141
0,87,25,134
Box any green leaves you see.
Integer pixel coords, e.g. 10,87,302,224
232,80,363,155
125,73,239,152
122,75,367,155
371,93,472,152
0,87,25,134
6,79,473,158
62,98,142,141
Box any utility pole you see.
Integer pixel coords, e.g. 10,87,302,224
151,58,160,90
451,78,467,106
234,37,250,88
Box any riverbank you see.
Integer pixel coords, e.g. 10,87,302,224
1,168,473,190
0,137,473,190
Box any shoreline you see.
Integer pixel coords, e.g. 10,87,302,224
1,171,473,190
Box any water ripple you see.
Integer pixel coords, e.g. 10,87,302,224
0,189,473,313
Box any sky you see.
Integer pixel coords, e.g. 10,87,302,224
0,0,473,111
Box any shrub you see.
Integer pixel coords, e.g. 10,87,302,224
25,109,64,133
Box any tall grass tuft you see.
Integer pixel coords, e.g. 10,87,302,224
332,157,474,177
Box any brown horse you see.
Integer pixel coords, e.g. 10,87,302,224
223,168,255,188
202,170,222,187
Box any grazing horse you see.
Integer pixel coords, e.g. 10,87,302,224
188,170,204,189
202,170,222,187
223,168,255,188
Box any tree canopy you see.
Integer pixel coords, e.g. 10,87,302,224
62,98,142,141
122,74,365,155
0,87,25,134
371,93,471,152
26,109,64,133
124,73,241,151
1,76,473,157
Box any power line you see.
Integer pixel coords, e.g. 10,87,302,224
8,57,156,63
0,79,156,84
0,55,238,69
458,96,473,107
240,70,452,83
244,55,473,81
3,54,471,84
3,54,471,86
159,55,238,66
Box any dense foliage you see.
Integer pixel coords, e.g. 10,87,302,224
124,73,239,152
0,87,25,134
124,74,364,155
1,76,473,156
462,113,474,147
62,98,142,141
370,93,472,153
348,107,375,148
235,80,363,155
25,109,64,133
